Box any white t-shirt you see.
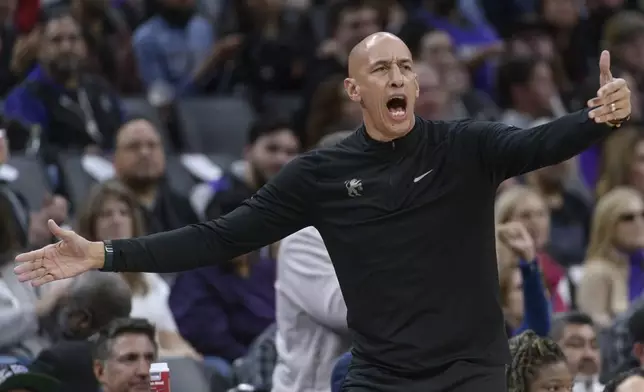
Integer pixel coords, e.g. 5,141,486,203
130,273,178,332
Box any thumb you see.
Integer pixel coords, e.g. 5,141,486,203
47,219,74,241
599,50,612,86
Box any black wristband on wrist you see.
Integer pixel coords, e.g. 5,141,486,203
100,240,114,271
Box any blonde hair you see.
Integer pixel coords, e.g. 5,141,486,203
586,187,642,262
584,187,643,315
494,185,546,267
596,127,644,199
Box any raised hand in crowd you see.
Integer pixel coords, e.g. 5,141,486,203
587,50,632,125
497,222,536,262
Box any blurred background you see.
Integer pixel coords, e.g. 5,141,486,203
2,0,644,391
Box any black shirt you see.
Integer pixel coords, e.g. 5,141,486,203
105,109,613,378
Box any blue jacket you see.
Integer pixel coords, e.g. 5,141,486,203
168,251,276,362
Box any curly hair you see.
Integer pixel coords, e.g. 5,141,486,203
506,330,567,392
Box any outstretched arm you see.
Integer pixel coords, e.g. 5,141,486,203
104,156,317,272
455,109,614,182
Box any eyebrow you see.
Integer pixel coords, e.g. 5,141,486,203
371,59,413,68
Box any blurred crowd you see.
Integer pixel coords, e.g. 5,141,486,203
3,0,644,391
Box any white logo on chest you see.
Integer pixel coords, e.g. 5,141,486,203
345,179,363,197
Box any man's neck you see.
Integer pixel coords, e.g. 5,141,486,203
363,112,415,142
42,66,78,89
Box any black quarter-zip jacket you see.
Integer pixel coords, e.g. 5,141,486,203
104,109,613,375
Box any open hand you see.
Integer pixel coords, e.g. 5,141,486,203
587,50,631,124
14,220,101,287
497,222,536,262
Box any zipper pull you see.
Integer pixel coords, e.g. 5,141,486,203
392,141,396,150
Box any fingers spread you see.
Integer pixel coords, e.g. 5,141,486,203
14,248,45,264
16,267,47,283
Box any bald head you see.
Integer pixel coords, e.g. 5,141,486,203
617,375,644,392
348,32,411,78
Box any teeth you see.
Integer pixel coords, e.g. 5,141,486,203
390,109,406,118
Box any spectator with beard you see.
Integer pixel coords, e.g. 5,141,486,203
113,118,198,234
170,118,299,369
29,271,132,391
550,312,603,392
132,0,240,101
2,9,124,161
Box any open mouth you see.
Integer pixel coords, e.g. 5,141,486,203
386,95,408,120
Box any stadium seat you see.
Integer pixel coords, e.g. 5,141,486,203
165,155,198,199
57,153,109,210
159,357,215,392
177,97,256,156
4,155,51,210
262,94,302,119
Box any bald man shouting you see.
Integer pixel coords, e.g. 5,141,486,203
14,33,631,391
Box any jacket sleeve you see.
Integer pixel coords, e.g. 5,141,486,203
107,155,317,272
278,227,348,332
453,109,617,182
514,260,551,337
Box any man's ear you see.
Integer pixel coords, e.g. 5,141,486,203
93,359,106,383
633,342,644,360
414,73,419,98
344,78,362,103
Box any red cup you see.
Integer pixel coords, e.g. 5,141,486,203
150,362,171,392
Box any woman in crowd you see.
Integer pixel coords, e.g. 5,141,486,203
496,222,551,337
578,187,644,328
596,127,644,200
495,185,567,312
77,179,200,359
506,330,574,392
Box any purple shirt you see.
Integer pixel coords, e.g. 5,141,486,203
629,251,644,302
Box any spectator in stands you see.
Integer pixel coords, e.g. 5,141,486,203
403,0,502,93
524,161,591,267
298,0,379,130
603,368,644,392
398,24,499,121
92,318,157,392
113,118,197,233
132,0,237,101
0,363,60,392
2,9,124,160
170,119,299,367
497,56,558,129
9,2,40,81
226,0,316,103
30,271,132,391
0,182,68,359
496,222,551,337
305,75,361,148
579,187,644,328
538,0,589,87
272,131,352,392
414,63,451,120
70,0,141,93
195,117,300,221
77,179,200,360
505,330,573,392
596,127,644,199
602,11,644,99
495,185,568,312
550,312,603,392
0,0,18,96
